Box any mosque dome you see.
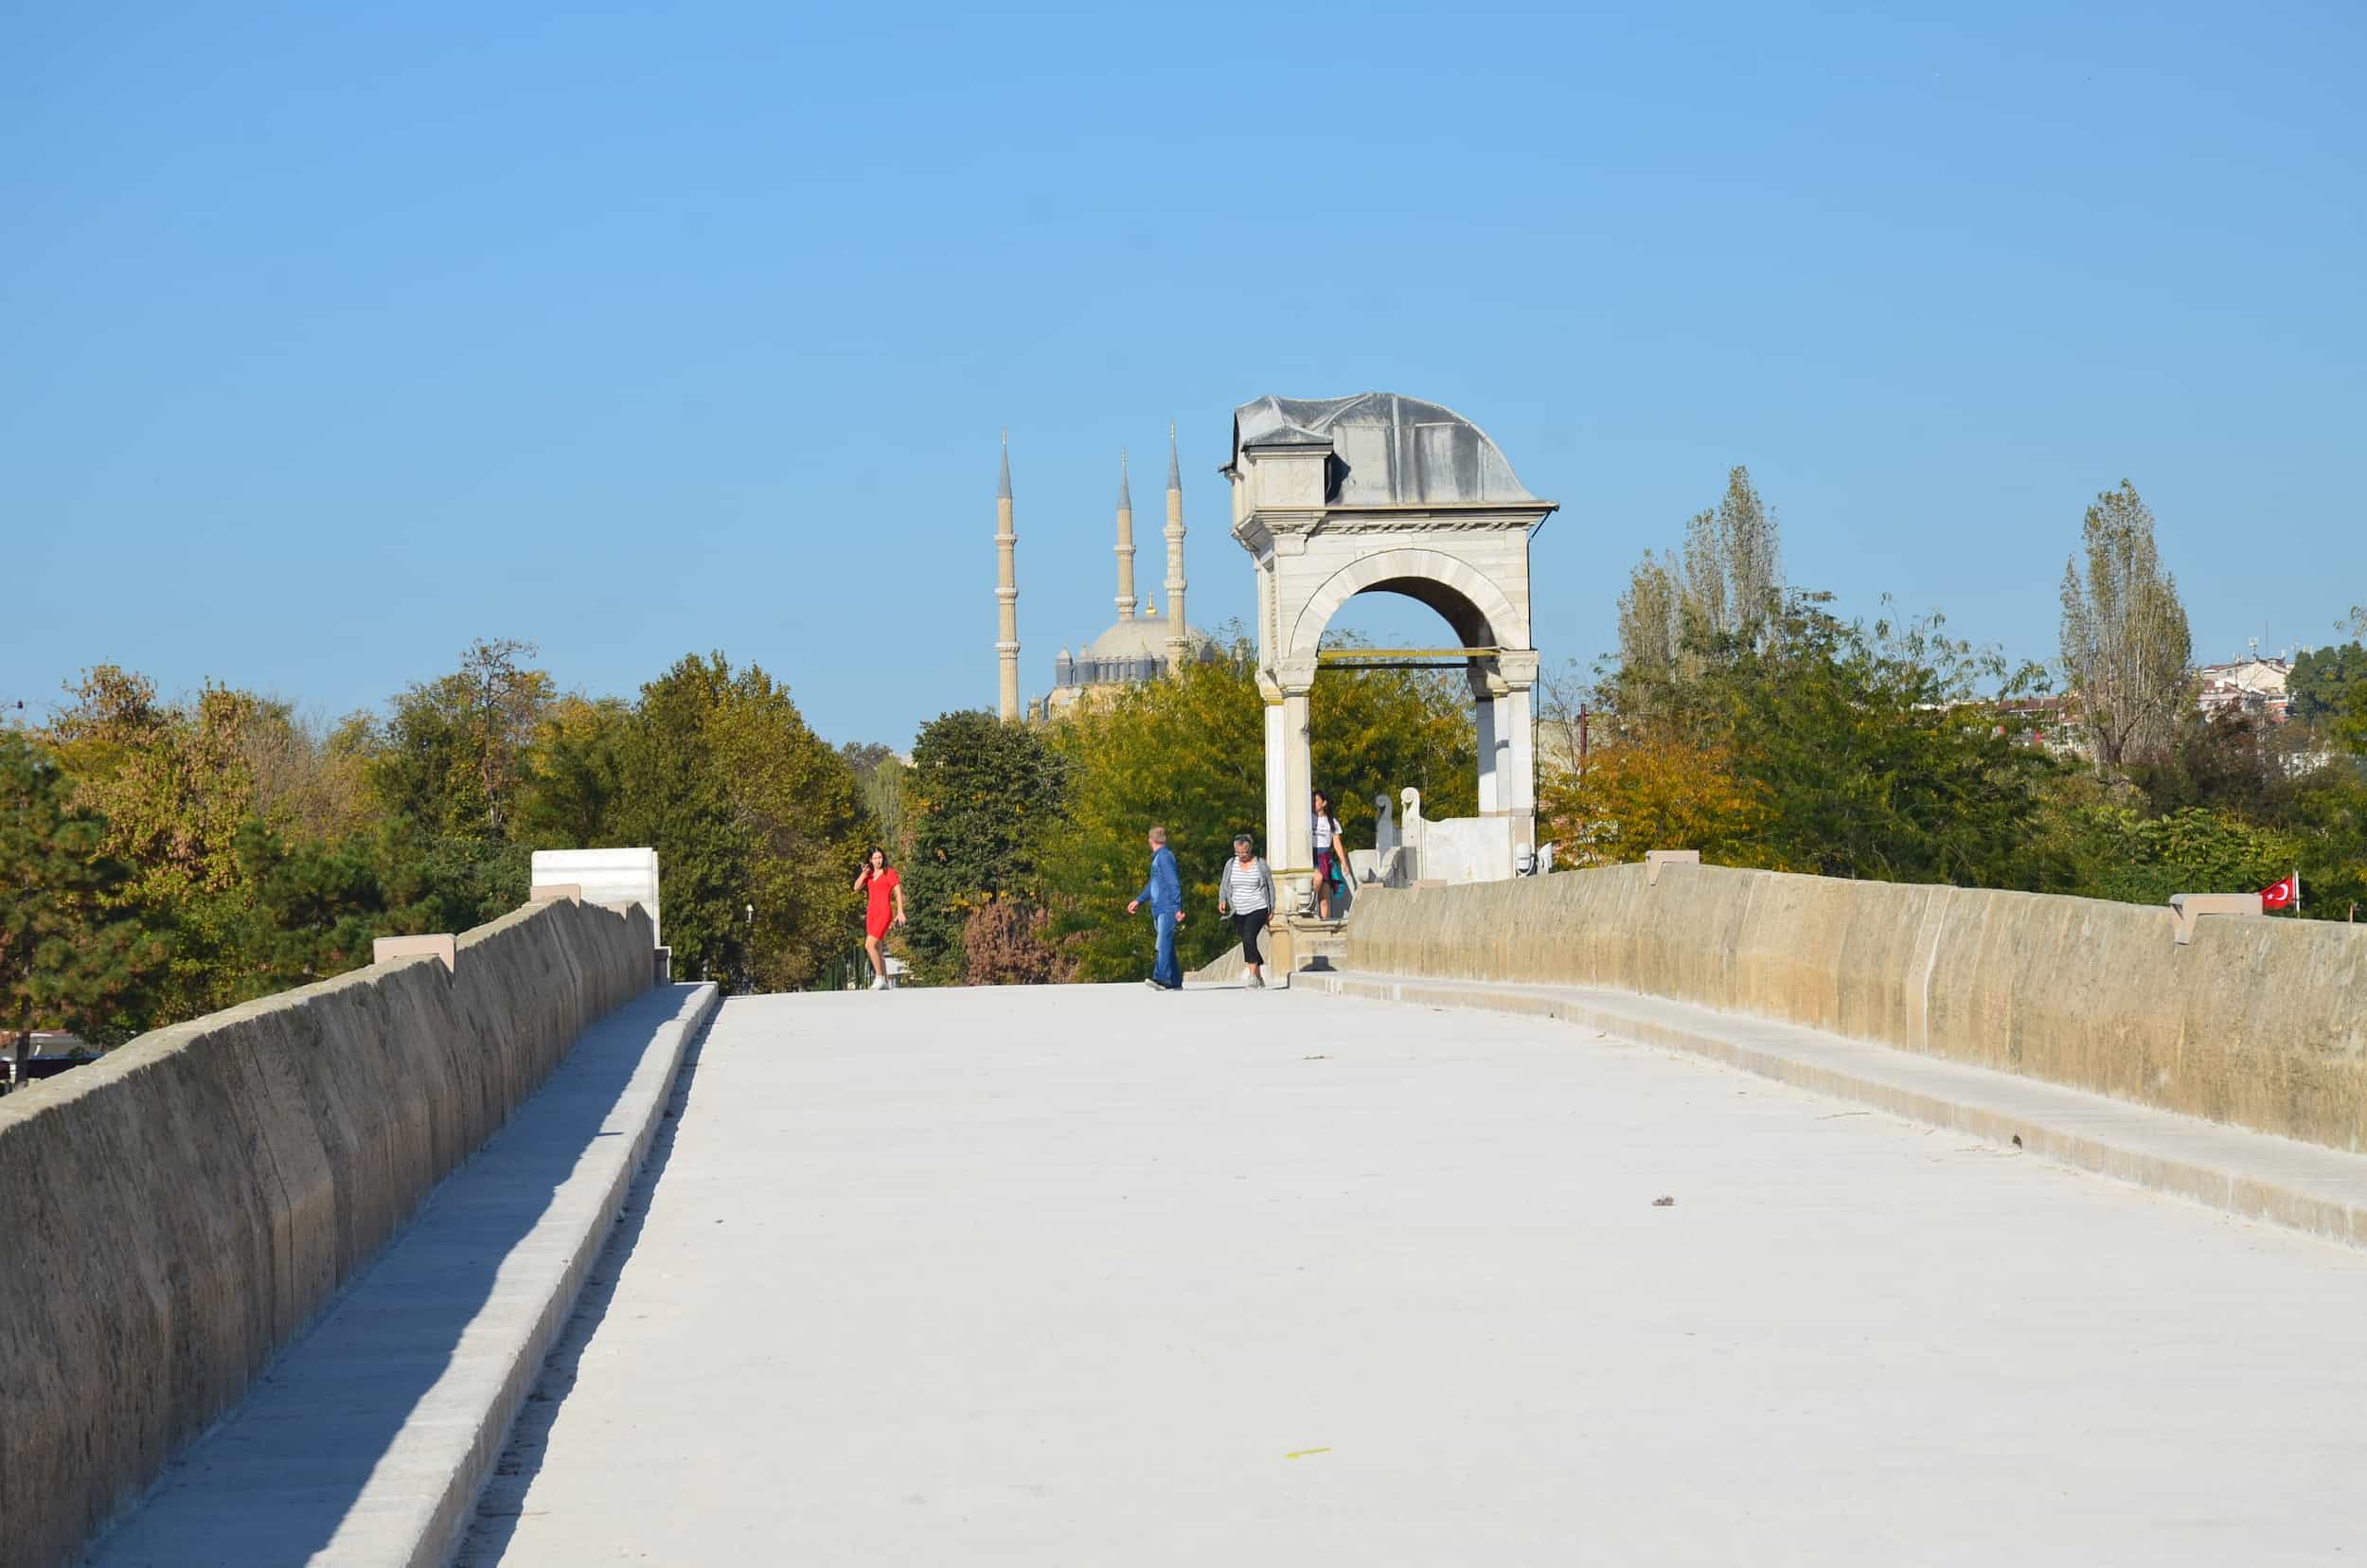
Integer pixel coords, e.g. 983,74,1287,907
1060,606,1219,688
1084,610,1202,664
1231,391,1535,507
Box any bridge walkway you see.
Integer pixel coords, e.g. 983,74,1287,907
461,983,2367,1565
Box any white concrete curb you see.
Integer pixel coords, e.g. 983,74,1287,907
85,981,721,1568
1304,969,2367,1251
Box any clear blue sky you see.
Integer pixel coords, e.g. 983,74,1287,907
8,2,2361,748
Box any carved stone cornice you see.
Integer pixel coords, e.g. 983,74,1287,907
1308,504,1554,537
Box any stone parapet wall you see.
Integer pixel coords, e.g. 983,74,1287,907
1344,864,2367,1150
0,898,653,1568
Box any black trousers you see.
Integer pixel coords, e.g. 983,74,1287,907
1232,907,1271,965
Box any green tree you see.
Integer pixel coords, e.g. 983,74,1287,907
1702,603,2062,887
1614,549,1687,702
841,741,908,855
1539,734,1765,868
2058,804,2303,907
700,660,871,990
1680,464,1785,652
517,695,632,849
1309,659,1480,825
240,701,377,843
2,733,164,1053
2287,643,2367,726
2058,481,2192,773
44,668,272,1022
1046,648,1479,982
369,638,554,840
2124,707,2292,819
603,660,749,986
231,819,404,989
1043,662,1259,982
2283,770,2367,918
2325,649,2367,762
375,829,531,934
595,655,869,991
1611,466,1786,729
902,711,1072,983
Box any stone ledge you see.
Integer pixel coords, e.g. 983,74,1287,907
2,898,658,1568
1305,969,2367,1251
84,982,720,1568
1342,870,2367,1150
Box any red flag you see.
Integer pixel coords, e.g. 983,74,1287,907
2259,872,2300,911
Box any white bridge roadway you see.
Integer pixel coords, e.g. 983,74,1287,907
461,983,2367,1565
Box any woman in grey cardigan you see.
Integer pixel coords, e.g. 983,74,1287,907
1214,833,1276,989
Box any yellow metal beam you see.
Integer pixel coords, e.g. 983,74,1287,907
1316,647,1500,663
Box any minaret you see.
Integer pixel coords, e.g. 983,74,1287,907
995,433,1021,722
1163,423,1189,674
1114,452,1137,622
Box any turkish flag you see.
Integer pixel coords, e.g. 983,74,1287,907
2259,872,2301,911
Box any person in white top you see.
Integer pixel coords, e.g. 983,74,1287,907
1310,789,1344,919
1214,833,1275,989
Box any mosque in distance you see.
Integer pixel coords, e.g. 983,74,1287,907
993,426,1219,722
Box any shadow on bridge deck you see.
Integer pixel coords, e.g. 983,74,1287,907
86,984,712,1568
455,1018,710,1565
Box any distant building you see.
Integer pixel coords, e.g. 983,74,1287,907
1989,693,2088,757
2196,655,2292,722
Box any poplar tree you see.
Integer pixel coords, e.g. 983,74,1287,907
1614,551,1684,693
1611,466,1785,729
2058,481,2192,773
1681,465,1784,651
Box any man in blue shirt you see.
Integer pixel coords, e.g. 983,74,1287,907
1126,824,1187,990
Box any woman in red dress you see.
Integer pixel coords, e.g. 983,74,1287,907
853,846,906,991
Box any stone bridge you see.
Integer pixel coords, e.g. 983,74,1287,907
4,870,2365,1566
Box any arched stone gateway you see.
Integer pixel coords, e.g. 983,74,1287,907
1223,392,1557,913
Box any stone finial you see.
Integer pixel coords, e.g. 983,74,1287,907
2168,892,2263,945
1645,848,1701,887
372,933,455,971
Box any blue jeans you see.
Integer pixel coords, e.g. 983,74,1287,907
1152,910,1183,989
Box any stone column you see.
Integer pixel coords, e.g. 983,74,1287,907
1498,651,1539,859
1502,683,1536,848
1470,663,1506,816
1264,660,1317,915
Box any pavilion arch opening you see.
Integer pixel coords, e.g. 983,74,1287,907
1301,586,1488,830
1300,577,1505,659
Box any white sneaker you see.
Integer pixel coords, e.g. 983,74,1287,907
869,975,888,991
